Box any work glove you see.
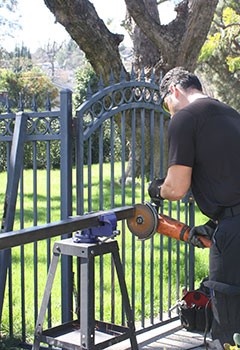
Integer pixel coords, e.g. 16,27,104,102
188,220,217,248
148,178,165,206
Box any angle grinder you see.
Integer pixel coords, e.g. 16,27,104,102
126,202,212,248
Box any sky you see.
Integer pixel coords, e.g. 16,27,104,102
1,0,176,53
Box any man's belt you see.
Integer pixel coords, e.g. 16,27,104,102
219,203,240,220
204,280,240,295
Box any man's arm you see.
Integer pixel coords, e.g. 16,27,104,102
160,165,192,201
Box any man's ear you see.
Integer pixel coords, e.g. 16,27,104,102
169,84,177,97
169,84,174,93
170,84,180,98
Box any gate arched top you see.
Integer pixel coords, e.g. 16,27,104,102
75,76,166,138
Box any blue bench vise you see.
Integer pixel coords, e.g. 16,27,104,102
73,212,120,243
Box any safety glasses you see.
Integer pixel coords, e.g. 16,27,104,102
161,90,171,114
161,81,181,114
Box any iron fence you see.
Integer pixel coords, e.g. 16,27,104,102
0,72,196,348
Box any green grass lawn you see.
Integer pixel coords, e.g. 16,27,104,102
0,164,209,343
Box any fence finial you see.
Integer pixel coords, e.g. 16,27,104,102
140,67,145,82
150,68,156,84
32,95,38,112
130,64,136,81
109,69,115,85
18,93,24,111
98,74,104,90
45,93,51,111
5,96,11,113
86,82,92,100
120,66,126,82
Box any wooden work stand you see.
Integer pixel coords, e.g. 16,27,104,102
32,238,138,350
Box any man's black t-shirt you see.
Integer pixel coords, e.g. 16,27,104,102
168,97,240,219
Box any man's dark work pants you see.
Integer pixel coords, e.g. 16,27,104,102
208,215,240,346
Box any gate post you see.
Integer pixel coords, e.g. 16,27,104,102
0,112,28,323
188,194,195,290
60,89,73,323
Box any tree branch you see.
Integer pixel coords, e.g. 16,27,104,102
124,0,175,60
124,0,219,71
176,0,219,69
44,0,126,82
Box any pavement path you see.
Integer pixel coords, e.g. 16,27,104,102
105,319,210,350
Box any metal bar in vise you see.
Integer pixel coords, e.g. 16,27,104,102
0,206,134,251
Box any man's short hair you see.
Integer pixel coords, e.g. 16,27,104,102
159,67,203,98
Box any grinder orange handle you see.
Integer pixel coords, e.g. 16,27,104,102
156,214,212,248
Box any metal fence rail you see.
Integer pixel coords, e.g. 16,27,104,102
0,73,196,348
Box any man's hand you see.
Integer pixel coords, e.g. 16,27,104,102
148,178,165,206
188,220,217,248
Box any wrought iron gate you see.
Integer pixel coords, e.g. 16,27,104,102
74,69,195,329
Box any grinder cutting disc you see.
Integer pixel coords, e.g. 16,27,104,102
127,202,158,240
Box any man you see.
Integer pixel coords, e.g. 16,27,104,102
148,67,240,348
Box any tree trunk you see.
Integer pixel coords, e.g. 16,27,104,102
44,0,219,79
124,0,168,179
44,0,219,178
